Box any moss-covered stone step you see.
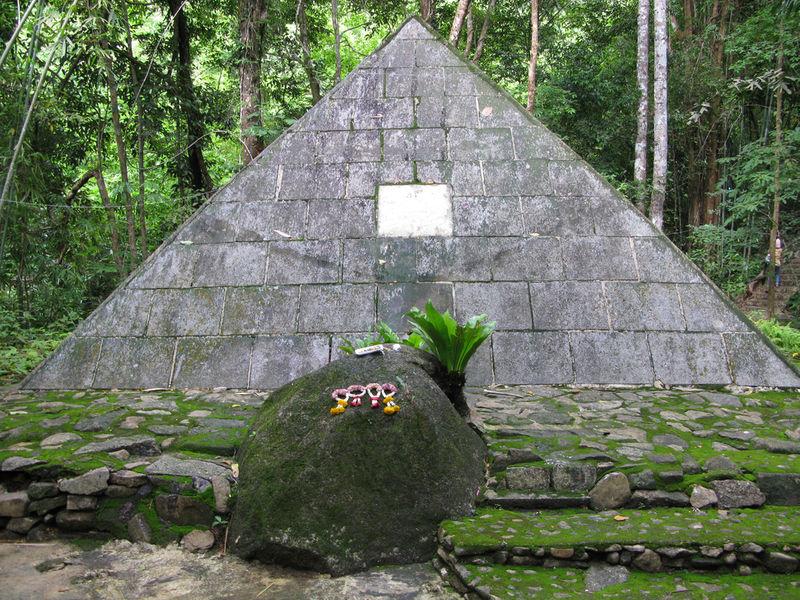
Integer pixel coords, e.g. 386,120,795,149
443,563,800,600
438,507,800,574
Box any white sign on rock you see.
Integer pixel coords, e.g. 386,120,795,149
377,184,453,237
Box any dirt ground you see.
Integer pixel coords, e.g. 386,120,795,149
0,540,459,600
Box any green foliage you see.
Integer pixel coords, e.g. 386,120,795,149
338,322,402,354
403,301,496,375
0,308,73,384
754,318,800,365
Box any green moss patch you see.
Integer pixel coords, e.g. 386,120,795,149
462,564,800,599
442,507,800,552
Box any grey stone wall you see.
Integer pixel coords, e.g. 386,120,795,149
23,18,800,390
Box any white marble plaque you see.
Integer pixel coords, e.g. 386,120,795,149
377,184,453,237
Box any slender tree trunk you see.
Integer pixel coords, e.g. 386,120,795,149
120,0,147,259
634,0,650,213
449,0,471,45
767,37,784,319
331,0,341,84
98,12,137,271
472,0,495,63
702,0,729,226
239,0,266,165
420,0,433,22
526,0,539,113
464,5,474,55
296,0,321,104
96,125,126,277
168,0,213,200
650,0,668,230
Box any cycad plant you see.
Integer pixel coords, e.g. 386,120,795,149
404,301,496,416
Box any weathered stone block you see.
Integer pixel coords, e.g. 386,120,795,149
415,39,462,66
453,197,524,236
447,128,514,161
213,160,277,202
512,125,574,160
55,510,95,531
549,160,609,196
493,331,573,384
0,491,28,517
649,332,731,385
93,338,174,389
178,202,239,243
266,240,340,284
605,283,684,331
562,237,637,281
234,201,306,241
369,39,415,68
417,237,491,281
59,467,109,495
342,239,417,283
386,67,445,97
455,282,532,330
724,333,800,387
483,160,551,196
24,337,102,389
377,283,454,330
128,245,197,289
416,161,483,195
155,494,213,526
633,238,703,283
756,473,800,505
710,480,766,508
520,196,593,236
506,466,550,491
476,95,531,127
346,161,414,197
307,198,375,239
414,96,445,128
444,66,489,96
351,98,414,129
299,284,376,333
299,99,353,131
552,463,597,492
489,237,563,281
384,128,445,161
678,284,750,332
316,131,382,163
76,289,152,337
530,281,609,330
591,196,656,236
250,335,330,389
330,69,383,99
221,286,299,335
191,243,268,287
172,337,253,388
465,339,494,386
147,288,225,336
572,332,653,384
279,163,347,199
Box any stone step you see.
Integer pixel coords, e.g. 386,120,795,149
439,562,800,599
437,506,800,578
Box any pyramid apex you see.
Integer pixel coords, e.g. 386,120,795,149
394,16,437,40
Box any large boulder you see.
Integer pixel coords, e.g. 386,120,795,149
229,346,486,575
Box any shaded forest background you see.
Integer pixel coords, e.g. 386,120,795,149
1,0,799,381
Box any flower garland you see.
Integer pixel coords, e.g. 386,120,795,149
329,382,401,416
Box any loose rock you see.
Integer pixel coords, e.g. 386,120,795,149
710,480,766,509
58,467,110,495
589,472,631,510
182,529,215,552
690,485,718,509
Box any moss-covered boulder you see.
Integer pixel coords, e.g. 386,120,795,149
229,346,486,575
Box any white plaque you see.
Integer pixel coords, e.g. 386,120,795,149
377,184,453,237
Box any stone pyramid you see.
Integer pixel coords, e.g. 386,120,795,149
24,17,800,390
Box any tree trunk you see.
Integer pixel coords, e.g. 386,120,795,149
650,0,668,230
767,36,784,319
296,0,321,104
472,0,495,63
168,0,213,200
701,0,729,226
420,0,434,22
449,0,471,45
634,0,649,213
464,5,474,55
121,0,148,260
526,0,539,113
98,11,137,271
239,0,267,165
96,125,126,278
331,0,341,84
